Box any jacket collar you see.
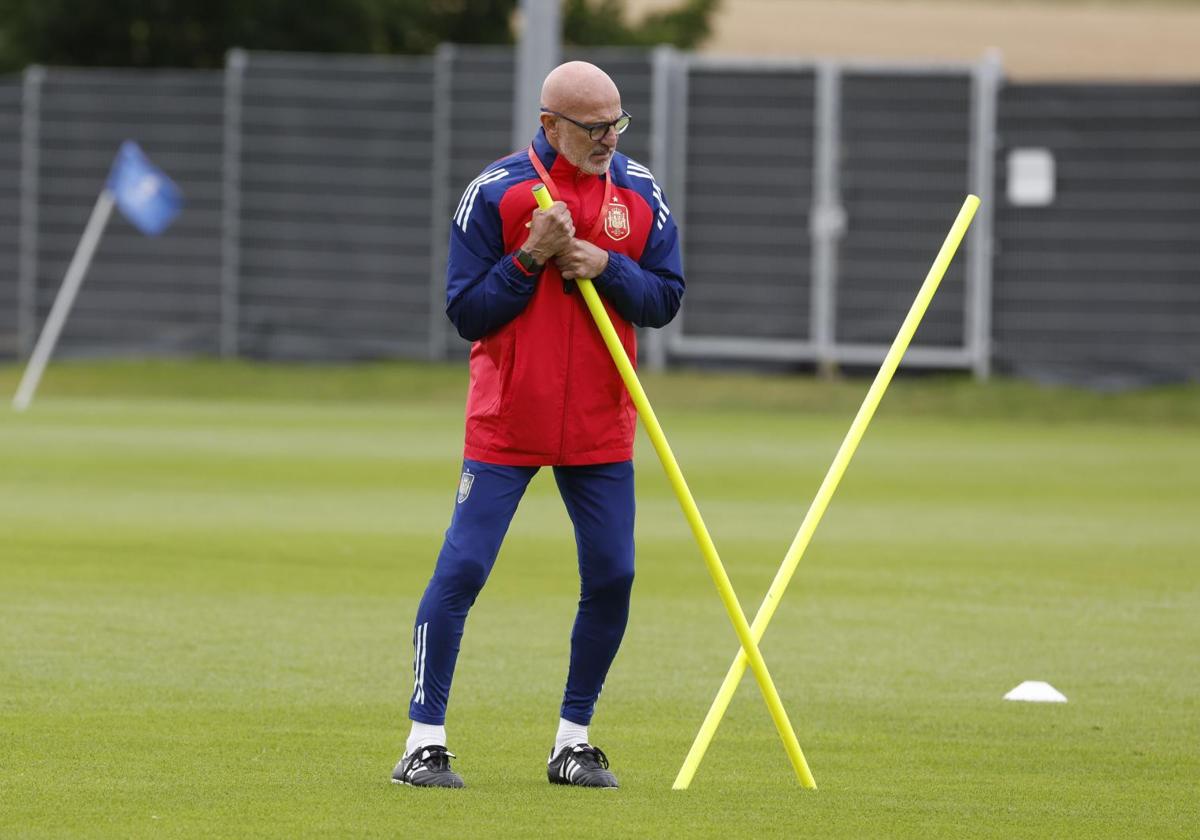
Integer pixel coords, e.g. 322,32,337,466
531,128,601,184
531,128,558,170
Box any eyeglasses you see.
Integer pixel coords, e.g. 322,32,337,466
540,108,632,141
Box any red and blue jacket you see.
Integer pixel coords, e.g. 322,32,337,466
447,129,685,466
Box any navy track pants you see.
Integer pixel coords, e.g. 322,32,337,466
408,458,635,727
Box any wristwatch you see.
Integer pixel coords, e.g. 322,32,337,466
515,248,544,274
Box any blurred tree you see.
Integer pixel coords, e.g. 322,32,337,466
564,0,718,48
0,0,514,71
0,0,717,71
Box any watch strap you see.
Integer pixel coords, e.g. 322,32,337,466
515,248,544,274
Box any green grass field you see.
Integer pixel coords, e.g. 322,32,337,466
2,361,1198,838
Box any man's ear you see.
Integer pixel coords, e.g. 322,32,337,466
539,112,557,139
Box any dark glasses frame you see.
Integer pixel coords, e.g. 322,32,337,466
540,108,632,141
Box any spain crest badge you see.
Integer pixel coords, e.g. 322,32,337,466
604,200,630,241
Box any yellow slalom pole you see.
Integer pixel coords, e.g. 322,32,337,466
672,195,979,787
532,183,816,788
673,195,981,789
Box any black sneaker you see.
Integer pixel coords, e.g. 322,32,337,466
547,743,619,788
392,745,464,788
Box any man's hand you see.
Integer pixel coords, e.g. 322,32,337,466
556,239,610,281
523,201,574,263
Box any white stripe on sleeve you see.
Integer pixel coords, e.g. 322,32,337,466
454,169,508,232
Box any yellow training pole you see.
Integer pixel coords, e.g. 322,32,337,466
672,195,981,789
532,184,816,788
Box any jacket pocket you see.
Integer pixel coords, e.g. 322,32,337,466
496,329,519,420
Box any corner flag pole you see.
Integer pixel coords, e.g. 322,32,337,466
672,194,982,789
12,190,117,412
12,140,182,413
532,183,816,789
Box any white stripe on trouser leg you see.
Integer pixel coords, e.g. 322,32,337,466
410,625,419,703
414,623,422,704
417,622,427,704
412,622,428,705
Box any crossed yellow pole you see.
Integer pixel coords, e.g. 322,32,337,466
533,183,816,788
673,195,982,788
534,182,979,789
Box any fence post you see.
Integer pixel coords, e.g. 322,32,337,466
810,61,844,376
662,50,690,360
17,65,44,360
967,49,1002,380
220,48,246,359
428,43,455,361
642,44,677,372
512,0,561,151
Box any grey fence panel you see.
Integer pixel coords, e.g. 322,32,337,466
679,65,817,340
4,49,1198,385
993,84,1200,384
237,51,435,359
35,69,223,356
837,71,972,349
447,47,515,203
0,79,20,358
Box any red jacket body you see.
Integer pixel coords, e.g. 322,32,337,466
445,130,685,466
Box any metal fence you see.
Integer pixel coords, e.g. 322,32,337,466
231,51,436,360
1,46,1197,385
992,83,1200,385
0,78,19,358
668,56,998,376
24,67,225,358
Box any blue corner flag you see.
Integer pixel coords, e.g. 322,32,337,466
105,141,183,236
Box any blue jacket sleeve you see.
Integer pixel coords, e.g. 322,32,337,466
444,177,538,342
591,189,685,329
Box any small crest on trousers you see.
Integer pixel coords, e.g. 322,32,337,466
604,200,630,241
457,469,475,504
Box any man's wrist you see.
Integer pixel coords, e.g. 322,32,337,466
588,249,614,283
515,247,544,274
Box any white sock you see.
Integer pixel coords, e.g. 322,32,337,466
406,722,447,757
553,718,589,758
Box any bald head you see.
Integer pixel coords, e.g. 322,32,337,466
540,61,620,115
539,61,623,175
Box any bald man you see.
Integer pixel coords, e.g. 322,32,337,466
393,62,684,789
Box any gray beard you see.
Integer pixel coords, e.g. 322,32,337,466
569,148,612,175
